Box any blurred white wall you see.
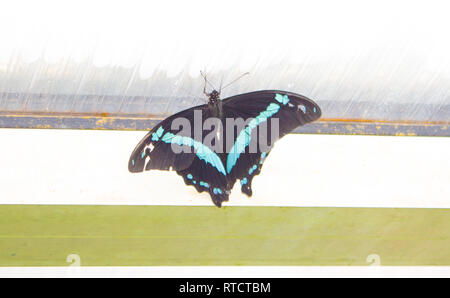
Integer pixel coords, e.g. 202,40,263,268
0,0,449,120
1,129,449,208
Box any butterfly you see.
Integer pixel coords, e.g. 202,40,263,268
128,78,321,207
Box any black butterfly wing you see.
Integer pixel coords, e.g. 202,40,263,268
128,108,198,173
223,90,321,138
176,159,230,208
238,149,272,197
222,90,321,196
128,104,231,207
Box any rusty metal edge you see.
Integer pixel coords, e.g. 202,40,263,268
0,114,448,136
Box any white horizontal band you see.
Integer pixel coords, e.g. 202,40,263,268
1,129,449,208
1,266,449,278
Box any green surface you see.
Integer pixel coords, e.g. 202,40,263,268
0,205,449,266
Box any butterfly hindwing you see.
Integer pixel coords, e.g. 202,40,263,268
238,149,272,197
177,159,230,207
173,108,233,207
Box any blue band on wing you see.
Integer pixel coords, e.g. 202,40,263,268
160,132,226,176
226,100,282,174
275,93,290,105
151,126,165,141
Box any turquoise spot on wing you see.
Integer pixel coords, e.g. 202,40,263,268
187,174,193,179
131,160,135,166
161,132,226,176
213,188,222,195
199,181,210,188
193,180,196,184
260,152,267,164
156,126,164,137
151,126,165,141
227,103,280,173
299,105,306,113
313,107,317,113
275,93,290,105
248,164,258,175
141,152,145,159
240,178,248,185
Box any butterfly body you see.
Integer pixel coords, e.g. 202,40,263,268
129,89,321,207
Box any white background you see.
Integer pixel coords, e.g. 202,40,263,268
1,129,449,208
1,0,449,277
0,0,449,119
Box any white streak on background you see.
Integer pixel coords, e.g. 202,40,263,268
1,266,450,278
0,129,449,208
0,0,448,113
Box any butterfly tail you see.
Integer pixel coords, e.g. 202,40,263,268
241,183,252,197
209,189,230,208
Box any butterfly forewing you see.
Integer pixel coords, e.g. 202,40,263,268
128,108,199,173
221,90,321,196
128,103,232,207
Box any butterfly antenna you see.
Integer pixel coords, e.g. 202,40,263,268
200,71,217,96
219,75,224,94
221,72,250,91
